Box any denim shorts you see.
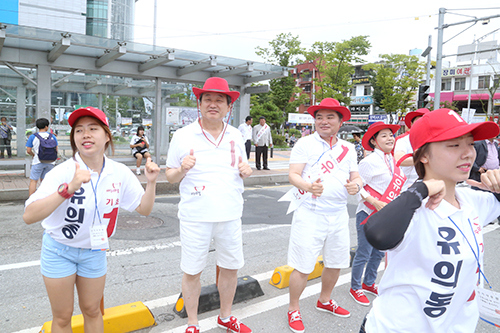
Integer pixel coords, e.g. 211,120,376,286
30,162,54,181
40,233,107,279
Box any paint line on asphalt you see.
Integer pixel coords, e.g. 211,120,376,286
165,264,384,333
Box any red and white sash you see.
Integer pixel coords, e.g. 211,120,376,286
255,123,269,142
279,143,350,214
361,158,406,224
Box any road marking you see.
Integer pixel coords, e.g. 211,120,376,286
10,224,500,332
0,225,290,272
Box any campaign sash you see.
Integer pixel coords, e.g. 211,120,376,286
255,123,269,142
278,143,350,214
361,159,406,224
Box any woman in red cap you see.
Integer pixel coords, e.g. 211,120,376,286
23,106,160,333
349,122,404,307
361,109,500,332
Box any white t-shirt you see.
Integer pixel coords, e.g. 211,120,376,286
366,187,500,333
130,135,150,154
356,148,402,215
289,132,358,214
238,123,252,141
394,134,417,191
25,153,145,248
166,120,247,222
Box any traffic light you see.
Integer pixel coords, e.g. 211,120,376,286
418,84,430,108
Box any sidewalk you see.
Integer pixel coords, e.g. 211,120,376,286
0,149,291,201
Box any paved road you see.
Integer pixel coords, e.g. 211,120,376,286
1,185,500,332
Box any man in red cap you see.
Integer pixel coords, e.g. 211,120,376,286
166,77,253,333
284,98,363,332
394,108,430,191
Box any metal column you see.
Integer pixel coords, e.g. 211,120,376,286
36,65,51,120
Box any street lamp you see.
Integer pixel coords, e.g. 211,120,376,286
434,8,500,109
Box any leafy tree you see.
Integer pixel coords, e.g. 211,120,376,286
255,33,305,125
305,36,371,106
170,91,197,107
364,54,425,123
249,101,285,129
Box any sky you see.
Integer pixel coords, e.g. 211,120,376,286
134,1,500,67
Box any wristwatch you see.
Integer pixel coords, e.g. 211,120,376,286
57,183,74,199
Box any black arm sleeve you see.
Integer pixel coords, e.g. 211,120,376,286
363,181,429,251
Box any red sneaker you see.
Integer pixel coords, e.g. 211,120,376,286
217,316,252,333
362,283,379,296
185,326,200,333
350,288,370,306
315,299,350,318
288,310,305,333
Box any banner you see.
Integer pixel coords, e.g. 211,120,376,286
121,117,132,126
288,113,315,124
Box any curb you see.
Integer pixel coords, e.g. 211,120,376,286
0,174,290,202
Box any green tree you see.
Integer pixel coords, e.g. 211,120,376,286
250,101,285,129
170,91,197,107
364,54,425,123
255,33,305,126
305,36,371,106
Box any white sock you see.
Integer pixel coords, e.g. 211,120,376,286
220,315,232,323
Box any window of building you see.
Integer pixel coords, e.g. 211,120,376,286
302,72,312,82
454,78,466,91
304,100,311,107
441,79,451,91
304,84,311,92
351,87,356,96
478,76,490,89
363,85,372,96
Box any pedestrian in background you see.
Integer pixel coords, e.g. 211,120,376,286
166,77,253,333
130,125,151,175
238,115,253,160
252,116,272,170
0,116,13,158
352,132,365,163
23,106,159,333
469,138,500,190
26,118,58,196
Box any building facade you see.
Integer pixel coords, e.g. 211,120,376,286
429,62,500,116
0,0,135,41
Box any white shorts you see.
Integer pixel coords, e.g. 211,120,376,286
288,205,350,274
180,219,244,275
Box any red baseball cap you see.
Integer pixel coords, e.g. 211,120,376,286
362,122,400,151
192,77,240,102
68,106,109,127
405,108,430,129
410,108,499,151
307,98,351,121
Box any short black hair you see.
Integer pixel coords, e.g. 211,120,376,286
199,93,231,105
245,116,252,122
259,116,266,120
0,117,6,121
137,126,145,135
36,118,50,129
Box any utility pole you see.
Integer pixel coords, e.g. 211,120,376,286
434,8,445,110
434,8,500,111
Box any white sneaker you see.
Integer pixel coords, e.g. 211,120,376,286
136,168,141,175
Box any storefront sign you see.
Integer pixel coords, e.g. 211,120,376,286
288,113,315,124
350,96,373,105
442,67,471,77
352,77,370,84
